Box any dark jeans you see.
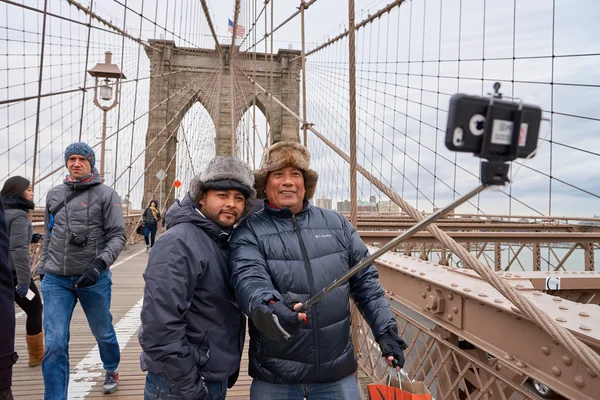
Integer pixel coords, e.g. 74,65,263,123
13,277,43,335
144,371,228,400
144,224,158,247
250,373,362,400
0,388,13,400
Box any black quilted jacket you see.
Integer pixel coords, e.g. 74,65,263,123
229,200,396,384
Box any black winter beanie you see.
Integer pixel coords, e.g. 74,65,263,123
1,176,30,197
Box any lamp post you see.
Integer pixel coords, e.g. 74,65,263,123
87,51,126,183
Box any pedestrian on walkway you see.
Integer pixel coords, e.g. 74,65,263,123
0,196,18,400
229,142,407,400
142,199,160,250
39,142,126,398
1,176,44,367
139,156,255,400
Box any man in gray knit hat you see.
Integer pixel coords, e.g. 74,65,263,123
139,156,256,400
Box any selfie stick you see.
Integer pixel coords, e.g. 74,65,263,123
298,83,532,314
297,184,486,313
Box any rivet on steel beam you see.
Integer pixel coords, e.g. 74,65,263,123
419,272,426,276
532,291,542,296
422,293,426,299
579,311,590,317
410,269,417,273
426,285,431,292
552,366,562,376
579,324,591,331
559,306,569,311
495,364,502,371
451,283,458,287
574,375,585,388
516,361,527,368
447,294,454,301
504,354,514,361
494,299,503,304
453,307,458,314
463,288,472,292
425,305,431,310
586,368,597,378
402,266,409,270
562,355,572,366
552,297,562,302
541,346,550,355
447,314,453,322
556,317,567,323
478,293,488,298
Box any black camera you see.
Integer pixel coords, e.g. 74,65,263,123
69,233,88,248
445,83,542,185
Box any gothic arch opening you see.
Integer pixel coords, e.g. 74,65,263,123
174,101,216,199
236,100,271,169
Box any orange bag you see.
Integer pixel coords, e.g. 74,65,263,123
367,369,432,400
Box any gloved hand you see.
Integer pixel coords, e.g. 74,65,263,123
251,293,305,342
31,233,43,243
376,325,408,368
75,259,107,288
16,283,29,298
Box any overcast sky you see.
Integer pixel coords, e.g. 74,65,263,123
0,0,598,217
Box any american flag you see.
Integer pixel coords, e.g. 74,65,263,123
228,18,245,38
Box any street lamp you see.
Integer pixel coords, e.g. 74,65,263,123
87,51,126,183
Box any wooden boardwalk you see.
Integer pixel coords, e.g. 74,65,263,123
11,242,374,399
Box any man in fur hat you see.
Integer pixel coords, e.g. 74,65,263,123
139,156,256,400
229,142,407,399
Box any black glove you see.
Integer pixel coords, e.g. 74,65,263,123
251,294,304,342
16,283,29,298
376,325,408,368
31,233,43,243
75,259,107,288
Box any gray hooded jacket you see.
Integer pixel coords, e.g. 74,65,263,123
40,170,126,276
2,196,34,285
139,194,245,399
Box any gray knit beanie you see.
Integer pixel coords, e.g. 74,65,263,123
189,156,256,216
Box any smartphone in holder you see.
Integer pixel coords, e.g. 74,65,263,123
445,83,542,185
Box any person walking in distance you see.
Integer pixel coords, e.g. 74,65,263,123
142,199,161,251
0,196,19,400
38,142,127,398
139,156,255,400
1,176,44,368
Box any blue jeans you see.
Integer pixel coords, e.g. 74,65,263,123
250,373,362,400
144,224,158,247
41,271,120,400
144,372,228,400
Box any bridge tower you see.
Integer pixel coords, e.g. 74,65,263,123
142,39,301,208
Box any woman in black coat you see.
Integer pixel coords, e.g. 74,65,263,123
0,196,17,399
142,199,161,251
1,176,44,367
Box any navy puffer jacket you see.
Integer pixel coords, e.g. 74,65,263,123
229,201,396,384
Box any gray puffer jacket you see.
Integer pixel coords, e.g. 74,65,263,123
139,195,245,399
2,196,34,285
40,170,126,276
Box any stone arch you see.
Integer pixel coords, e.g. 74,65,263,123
142,39,301,207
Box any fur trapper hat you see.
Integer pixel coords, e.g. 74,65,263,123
255,141,318,200
189,156,257,217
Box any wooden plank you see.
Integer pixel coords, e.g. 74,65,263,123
12,243,372,399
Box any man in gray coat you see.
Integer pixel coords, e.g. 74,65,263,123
39,142,126,399
139,156,255,400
